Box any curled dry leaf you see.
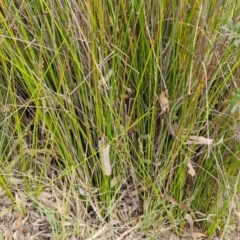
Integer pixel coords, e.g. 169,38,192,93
12,212,24,230
98,135,112,176
184,135,213,145
159,91,169,114
182,133,223,146
187,161,196,177
185,214,194,235
192,232,207,238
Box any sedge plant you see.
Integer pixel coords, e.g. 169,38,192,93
0,0,240,239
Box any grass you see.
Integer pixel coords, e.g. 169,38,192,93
1,0,240,239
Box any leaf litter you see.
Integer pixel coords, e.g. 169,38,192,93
0,165,212,240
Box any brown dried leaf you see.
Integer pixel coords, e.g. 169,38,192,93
6,232,12,240
184,135,213,145
159,91,169,114
98,135,112,176
192,232,207,238
12,212,23,230
187,161,196,177
39,191,54,209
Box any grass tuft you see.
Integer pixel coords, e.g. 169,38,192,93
1,0,240,239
